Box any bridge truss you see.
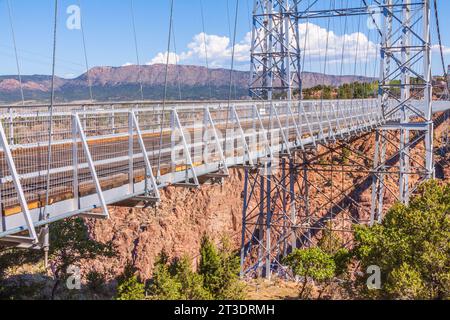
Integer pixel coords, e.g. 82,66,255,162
0,99,382,247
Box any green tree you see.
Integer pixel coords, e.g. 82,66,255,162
199,236,245,300
317,224,351,277
171,256,212,300
322,86,333,99
199,236,222,295
116,277,146,300
353,180,450,300
115,263,146,300
147,252,182,300
116,276,146,300
318,223,343,255
0,247,40,280
283,247,336,298
48,218,116,299
147,238,245,301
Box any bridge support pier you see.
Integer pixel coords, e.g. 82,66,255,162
370,0,434,219
240,137,376,279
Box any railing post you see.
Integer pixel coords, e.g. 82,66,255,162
130,111,160,200
128,111,134,193
205,107,229,175
323,101,335,142
170,109,176,174
285,102,304,151
301,102,316,147
271,104,291,156
72,115,80,209
232,105,254,166
312,102,325,142
0,121,38,242
172,109,199,186
8,107,14,145
111,105,116,135
253,105,273,160
74,113,109,218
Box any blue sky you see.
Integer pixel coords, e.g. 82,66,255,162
0,0,449,78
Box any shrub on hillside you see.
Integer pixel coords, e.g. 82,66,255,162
353,180,450,299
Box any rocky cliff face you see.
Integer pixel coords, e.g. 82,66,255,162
86,169,245,280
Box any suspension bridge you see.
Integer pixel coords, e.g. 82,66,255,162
0,0,449,279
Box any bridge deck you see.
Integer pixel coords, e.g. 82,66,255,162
0,99,448,243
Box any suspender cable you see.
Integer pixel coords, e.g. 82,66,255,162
301,0,310,75
130,0,144,100
226,0,238,99
351,4,363,99
338,0,350,82
41,0,58,263
433,0,449,97
199,0,212,100
300,0,311,102
228,0,239,99
6,0,25,105
77,0,93,101
171,20,182,100
319,0,334,132
43,0,58,218
225,0,239,152
156,0,174,179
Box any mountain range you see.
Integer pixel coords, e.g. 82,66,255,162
0,64,375,104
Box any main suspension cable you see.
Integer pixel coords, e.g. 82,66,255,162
42,0,59,248
224,0,240,153
171,19,182,100
130,0,144,100
199,0,212,100
226,0,238,99
433,0,449,97
6,0,25,105
77,0,93,101
156,0,174,179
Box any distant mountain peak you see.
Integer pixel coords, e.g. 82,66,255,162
0,65,374,104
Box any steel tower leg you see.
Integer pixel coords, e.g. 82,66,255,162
399,0,411,205
371,0,434,219
242,0,302,279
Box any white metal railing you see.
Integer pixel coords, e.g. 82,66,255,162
0,99,385,242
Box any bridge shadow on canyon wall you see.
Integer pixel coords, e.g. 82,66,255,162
298,111,450,245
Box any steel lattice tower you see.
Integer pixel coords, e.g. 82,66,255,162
370,0,433,223
249,0,302,100
242,0,435,280
241,0,302,280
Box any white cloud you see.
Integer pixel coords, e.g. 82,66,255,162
149,32,251,69
147,23,378,70
122,62,134,67
432,44,450,55
147,52,180,65
298,22,378,64
64,73,76,79
186,32,252,65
